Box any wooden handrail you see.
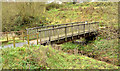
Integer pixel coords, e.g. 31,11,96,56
38,22,98,32
27,22,85,30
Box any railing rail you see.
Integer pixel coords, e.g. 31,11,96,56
27,22,85,30
38,22,98,32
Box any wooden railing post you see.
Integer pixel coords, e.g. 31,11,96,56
37,33,39,45
65,27,67,41
93,23,94,32
27,34,29,45
13,36,15,48
6,32,8,41
84,24,85,36
22,31,24,42
53,26,55,36
89,23,90,36
57,29,60,43
39,32,42,44
49,30,51,44
72,23,73,40
89,23,90,32
37,29,38,32
78,24,80,38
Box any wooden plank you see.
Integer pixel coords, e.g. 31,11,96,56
89,23,90,32
78,24,80,38
83,24,85,36
65,27,67,41
27,22,85,30
6,33,8,41
58,28,60,43
49,30,51,44
89,23,90,35
39,32,42,44
72,23,73,40
53,26,55,36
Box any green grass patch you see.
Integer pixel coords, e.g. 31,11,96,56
61,37,119,66
1,45,118,69
61,42,79,51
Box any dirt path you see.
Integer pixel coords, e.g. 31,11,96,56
0,40,38,49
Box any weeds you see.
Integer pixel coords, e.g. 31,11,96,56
46,3,63,11
1,2,119,69
61,37,119,66
2,2,118,40
1,45,118,69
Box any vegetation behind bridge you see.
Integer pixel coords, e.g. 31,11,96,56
2,2,118,39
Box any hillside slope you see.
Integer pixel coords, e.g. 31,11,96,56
1,45,119,69
45,2,118,39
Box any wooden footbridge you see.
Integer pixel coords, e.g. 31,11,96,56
27,21,99,45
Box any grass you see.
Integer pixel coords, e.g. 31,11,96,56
0,45,119,69
1,2,119,69
61,37,119,66
61,42,80,51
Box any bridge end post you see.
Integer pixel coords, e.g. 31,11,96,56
39,31,42,45
89,22,90,36
72,23,74,40
13,36,15,48
22,31,24,42
27,34,30,46
57,29,60,43
83,24,85,37
49,30,51,45
6,32,9,41
78,24,80,39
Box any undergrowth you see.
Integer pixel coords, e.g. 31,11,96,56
0,45,118,69
61,37,119,66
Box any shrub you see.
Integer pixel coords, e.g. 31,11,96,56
46,3,63,11
1,45,49,69
2,2,46,32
